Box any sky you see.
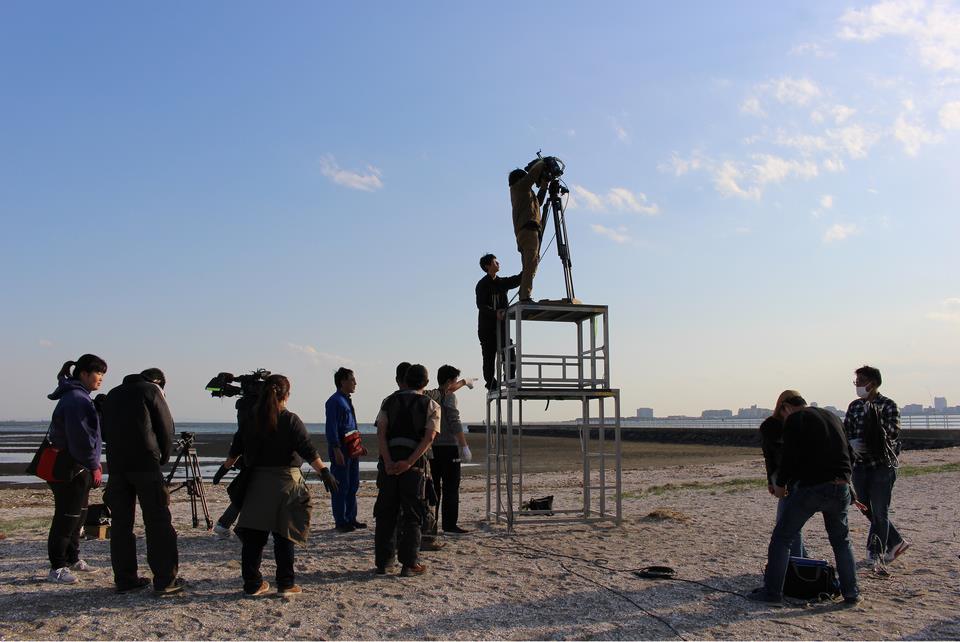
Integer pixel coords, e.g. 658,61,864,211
1,1,958,424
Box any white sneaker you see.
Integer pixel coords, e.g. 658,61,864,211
70,559,96,573
884,541,910,564
213,523,232,540
48,567,78,584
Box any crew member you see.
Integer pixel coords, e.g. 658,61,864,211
508,158,549,303
758,390,807,558
476,253,522,390
750,393,860,605
425,365,471,534
101,368,183,595
374,364,441,577
844,365,908,563
325,367,364,532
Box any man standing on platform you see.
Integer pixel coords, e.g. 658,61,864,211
476,253,521,391
101,368,183,595
844,365,909,563
325,367,364,533
508,157,549,303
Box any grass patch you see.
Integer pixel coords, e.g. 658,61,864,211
0,517,50,535
619,461,960,500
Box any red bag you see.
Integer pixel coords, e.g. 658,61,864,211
26,436,83,482
342,430,367,459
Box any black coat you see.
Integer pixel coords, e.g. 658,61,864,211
101,373,175,473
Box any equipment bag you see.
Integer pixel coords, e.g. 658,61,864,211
783,556,841,600
342,430,368,459
25,435,84,483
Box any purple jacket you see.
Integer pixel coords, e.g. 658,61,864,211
47,377,102,471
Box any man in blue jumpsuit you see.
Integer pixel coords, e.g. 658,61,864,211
325,368,364,533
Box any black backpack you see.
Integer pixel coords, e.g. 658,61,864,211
783,556,841,600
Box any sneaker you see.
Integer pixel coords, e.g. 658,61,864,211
747,587,783,605
421,539,446,551
884,541,911,564
70,559,96,573
843,594,864,607
400,563,427,577
48,567,78,584
335,524,356,533
213,523,232,540
350,521,367,529
278,585,303,595
154,577,186,596
116,577,151,594
245,580,270,597
443,525,470,534
375,566,387,576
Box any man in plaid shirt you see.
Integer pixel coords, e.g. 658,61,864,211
844,365,909,564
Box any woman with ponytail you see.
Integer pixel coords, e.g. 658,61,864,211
233,374,338,596
45,354,108,584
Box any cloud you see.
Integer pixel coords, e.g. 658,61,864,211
770,76,822,106
319,155,383,191
927,297,960,322
751,154,819,185
939,101,960,129
39,339,53,348
740,96,766,117
570,185,659,215
590,224,631,244
839,0,960,72
287,343,355,366
790,42,836,58
610,117,630,142
823,157,846,172
712,161,761,200
831,104,857,124
659,152,703,176
893,113,942,155
820,194,834,209
827,124,880,159
823,223,860,243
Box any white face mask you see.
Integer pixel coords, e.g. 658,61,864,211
856,385,870,399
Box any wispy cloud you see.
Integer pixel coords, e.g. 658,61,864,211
610,117,630,142
769,76,823,106
823,223,860,243
740,96,766,117
940,101,960,129
893,112,942,156
820,194,834,209
659,152,704,176
927,297,960,322
826,124,880,159
751,154,819,185
791,42,836,58
570,185,659,215
590,224,631,244
319,155,383,191
712,161,761,200
287,342,355,366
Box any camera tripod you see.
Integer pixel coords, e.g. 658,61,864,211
165,435,213,529
539,177,575,301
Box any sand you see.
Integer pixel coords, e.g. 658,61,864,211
0,445,958,641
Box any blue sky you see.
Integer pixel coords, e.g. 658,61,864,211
2,1,958,423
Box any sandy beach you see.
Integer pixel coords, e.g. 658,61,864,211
1,442,958,641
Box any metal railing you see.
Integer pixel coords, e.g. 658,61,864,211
615,415,960,430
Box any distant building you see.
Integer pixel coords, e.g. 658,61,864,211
736,405,771,419
934,397,947,411
636,408,654,419
701,409,733,419
902,404,923,415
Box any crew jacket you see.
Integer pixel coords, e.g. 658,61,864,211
759,415,786,486
779,407,853,487
510,160,546,236
424,389,463,447
325,390,357,453
101,373,175,473
476,272,522,337
47,377,102,472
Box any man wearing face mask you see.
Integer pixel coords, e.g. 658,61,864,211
843,365,908,564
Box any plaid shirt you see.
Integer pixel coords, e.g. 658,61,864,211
844,393,901,468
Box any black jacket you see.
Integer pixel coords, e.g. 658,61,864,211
101,373,176,473
758,416,785,486
476,272,522,336
779,407,853,487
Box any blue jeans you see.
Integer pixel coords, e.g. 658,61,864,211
329,450,360,527
764,481,858,600
775,496,807,558
851,464,903,557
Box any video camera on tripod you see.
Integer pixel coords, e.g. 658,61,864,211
165,430,213,529
527,150,576,302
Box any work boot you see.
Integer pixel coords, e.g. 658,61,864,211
400,563,427,577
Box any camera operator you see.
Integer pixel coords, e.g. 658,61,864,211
373,364,441,577
508,158,551,303
101,368,183,595
476,253,521,390
211,395,256,539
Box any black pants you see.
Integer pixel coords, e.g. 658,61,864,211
431,445,461,530
103,470,179,590
47,471,92,569
480,332,515,388
374,465,426,568
237,527,295,592
217,502,241,529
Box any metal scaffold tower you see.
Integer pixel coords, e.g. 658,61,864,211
485,300,622,531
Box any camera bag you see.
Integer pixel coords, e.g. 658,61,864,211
26,431,84,483
783,556,840,600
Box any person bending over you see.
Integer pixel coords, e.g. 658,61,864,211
234,374,337,596
758,390,807,559
325,367,364,533
101,368,182,595
476,253,521,390
374,364,441,577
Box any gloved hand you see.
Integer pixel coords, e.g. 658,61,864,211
319,467,339,495
92,467,103,488
460,445,472,463
212,464,230,485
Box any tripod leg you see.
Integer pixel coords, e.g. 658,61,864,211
189,452,213,529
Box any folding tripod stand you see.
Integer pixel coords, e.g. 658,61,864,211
165,432,213,529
